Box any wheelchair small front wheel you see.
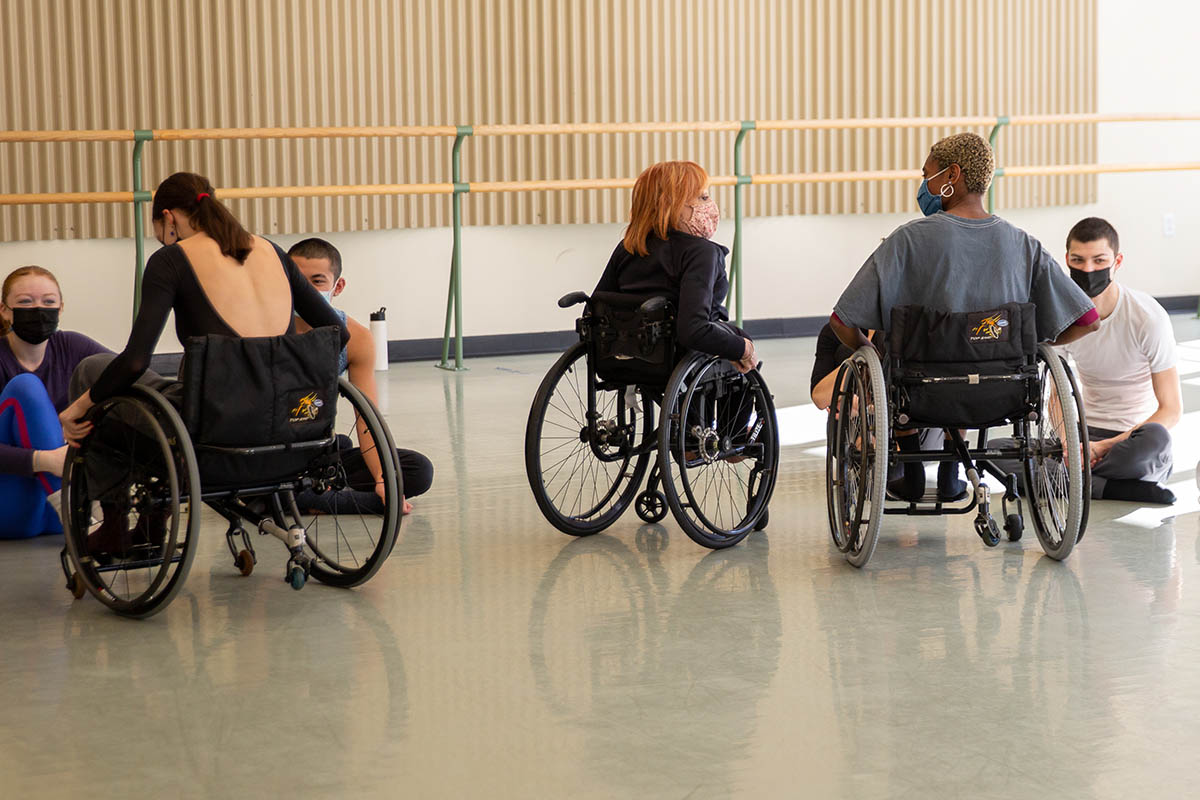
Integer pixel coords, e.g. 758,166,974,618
824,346,888,568
634,490,668,523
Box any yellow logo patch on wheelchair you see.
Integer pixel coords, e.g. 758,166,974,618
967,310,1010,342
289,391,325,423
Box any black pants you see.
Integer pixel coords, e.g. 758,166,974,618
293,434,434,514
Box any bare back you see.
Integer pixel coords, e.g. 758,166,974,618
178,234,293,337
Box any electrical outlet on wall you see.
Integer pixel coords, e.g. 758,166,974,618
1163,212,1176,238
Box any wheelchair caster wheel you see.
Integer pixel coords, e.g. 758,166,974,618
753,507,769,531
288,566,306,590
235,550,255,577
66,573,86,600
1004,513,1024,542
635,490,668,523
975,517,1001,547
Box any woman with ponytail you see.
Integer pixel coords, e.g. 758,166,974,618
0,266,111,538
58,172,349,552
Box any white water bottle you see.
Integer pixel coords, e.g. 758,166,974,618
370,307,389,371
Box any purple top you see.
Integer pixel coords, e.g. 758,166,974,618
0,331,111,475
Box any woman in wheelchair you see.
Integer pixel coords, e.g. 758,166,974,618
524,161,779,549
824,132,1100,566
593,160,757,374
55,173,401,617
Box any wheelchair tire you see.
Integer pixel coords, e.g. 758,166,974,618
296,378,403,588
825,346,888,568
658,354,779,549
62,385,201,619
525,342,654,536
1060,355,1091,542
1023,344,1085,561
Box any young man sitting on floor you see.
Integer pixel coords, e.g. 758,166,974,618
288,238,434,515
1058,217,1181,505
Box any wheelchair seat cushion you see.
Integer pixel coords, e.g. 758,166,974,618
588,292,678,386
181,326,341,487
888,302,1038,428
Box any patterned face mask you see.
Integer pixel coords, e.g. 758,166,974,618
681,197,720,239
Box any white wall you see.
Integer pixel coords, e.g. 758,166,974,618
1,0,1197,354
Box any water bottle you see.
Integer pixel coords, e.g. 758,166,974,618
370,307,388,371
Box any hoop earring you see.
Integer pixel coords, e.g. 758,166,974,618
939,183,954,199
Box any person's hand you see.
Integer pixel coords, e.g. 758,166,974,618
59,401,93,447
730,337,758,374
1089,438,1114,467
33,445,69,478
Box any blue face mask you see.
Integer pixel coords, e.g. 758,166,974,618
916,165,951,216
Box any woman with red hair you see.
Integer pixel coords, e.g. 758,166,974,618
594,161,757,371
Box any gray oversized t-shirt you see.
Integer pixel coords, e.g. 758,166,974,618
833,213,1094,341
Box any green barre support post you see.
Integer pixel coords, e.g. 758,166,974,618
438,125,473,371
731,120,755,328
986,116,1009,214
131,130,154,321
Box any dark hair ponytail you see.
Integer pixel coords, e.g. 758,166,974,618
152,172,254,263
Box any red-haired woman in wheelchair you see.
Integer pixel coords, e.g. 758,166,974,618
594,160,757,374
58,172,349,552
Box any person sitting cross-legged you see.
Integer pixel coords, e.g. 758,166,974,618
1057,217,1181,505
288,238,434,515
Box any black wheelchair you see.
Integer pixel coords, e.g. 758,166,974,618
826,302,1090,567
525,291,779,549
59,326,404,618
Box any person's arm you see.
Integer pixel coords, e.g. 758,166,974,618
59,253,178,443
343,315,401,507
674,245,748,362
1049,308,1100,346
829,313,874,353
1090,367,1182,464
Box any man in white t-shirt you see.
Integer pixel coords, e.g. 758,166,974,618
1058,218,1182,504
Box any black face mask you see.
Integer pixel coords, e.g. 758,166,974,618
1069,267,1112,298
10,307,60,345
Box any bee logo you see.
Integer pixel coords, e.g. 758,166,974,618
289,392,324,423
969,312,1009,342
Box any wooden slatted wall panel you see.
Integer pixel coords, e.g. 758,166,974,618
0,0,1095,241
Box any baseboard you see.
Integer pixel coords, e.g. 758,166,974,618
145,295,1199,373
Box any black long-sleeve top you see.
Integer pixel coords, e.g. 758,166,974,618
592,231,744,360
90,240,349,402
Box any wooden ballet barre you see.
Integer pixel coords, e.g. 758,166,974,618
0,191,136,205
1000,162,1200,177
0,130,137,143
217,183,455,199
152,125,460,141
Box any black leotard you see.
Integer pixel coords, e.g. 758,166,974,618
89,241,349,402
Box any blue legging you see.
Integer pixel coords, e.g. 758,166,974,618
0,373,63,538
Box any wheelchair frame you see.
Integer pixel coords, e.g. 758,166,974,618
524,291,780,549
826,342,1090,568
60,377,403,618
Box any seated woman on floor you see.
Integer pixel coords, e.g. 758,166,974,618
0,266,111,538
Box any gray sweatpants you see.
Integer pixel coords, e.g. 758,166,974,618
988,422,1173,500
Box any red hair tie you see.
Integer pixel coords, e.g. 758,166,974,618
196,192,211,202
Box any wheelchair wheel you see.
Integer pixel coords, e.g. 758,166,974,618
1061,355,1091,542
658,354,779,549
62,385,200,618
1023,344,1085,561
825,346,888,568
525,342,654,535
291,378,403,588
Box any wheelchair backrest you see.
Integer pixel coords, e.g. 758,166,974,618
888,302,1038,428
584,291,677,386
181,326,341,487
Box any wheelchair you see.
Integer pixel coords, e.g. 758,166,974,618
825,302,1090,567
525,290,779,549
59,326,404,618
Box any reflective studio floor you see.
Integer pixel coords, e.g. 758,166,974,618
4,318,1200,799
